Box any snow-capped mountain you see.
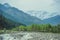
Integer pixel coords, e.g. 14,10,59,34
27,10,59,20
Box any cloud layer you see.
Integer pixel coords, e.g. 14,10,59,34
0,0,57,12
53,0,60,14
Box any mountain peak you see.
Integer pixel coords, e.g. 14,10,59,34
3,3,11,8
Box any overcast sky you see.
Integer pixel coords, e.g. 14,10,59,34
0,0,60,13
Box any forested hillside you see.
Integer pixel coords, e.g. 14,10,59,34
0,10,26,30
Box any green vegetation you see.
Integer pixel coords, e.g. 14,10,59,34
0,24,60,34
11,24,60,33
0,10,26,30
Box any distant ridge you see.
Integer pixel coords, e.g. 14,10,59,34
42,15,60,25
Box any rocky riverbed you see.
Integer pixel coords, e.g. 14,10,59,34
0,32,60,40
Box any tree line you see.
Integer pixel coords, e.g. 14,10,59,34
12,24,60,33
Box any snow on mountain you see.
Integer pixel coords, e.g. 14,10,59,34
27,10,59,20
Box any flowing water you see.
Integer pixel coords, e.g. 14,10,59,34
0,32,60,40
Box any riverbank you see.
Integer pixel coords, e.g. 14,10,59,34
0,30,60,34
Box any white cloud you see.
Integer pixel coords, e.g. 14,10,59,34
53,0,60,14
0,0,56,12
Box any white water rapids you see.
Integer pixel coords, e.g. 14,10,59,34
0,32,60,40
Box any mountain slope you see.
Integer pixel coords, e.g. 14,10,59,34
0,3,59,26
0,3,42,25
27,10,60,25
0,10,25,29
27,10,59,20
42,15,60,25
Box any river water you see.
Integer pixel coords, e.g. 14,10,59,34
0,32,60,40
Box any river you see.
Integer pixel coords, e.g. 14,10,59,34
0,32,60,40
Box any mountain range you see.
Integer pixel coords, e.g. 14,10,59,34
0,3,42,26
27,10,59,20
0,3,60,28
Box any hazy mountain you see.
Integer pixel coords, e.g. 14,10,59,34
27,10,60,25
27,10,59,20
0,3,42,25
42,15,60,25
0,3,60,26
